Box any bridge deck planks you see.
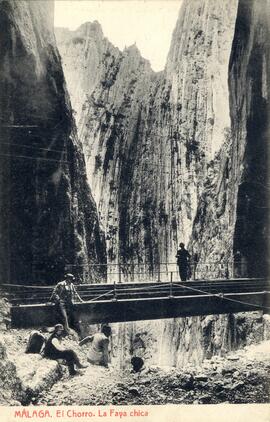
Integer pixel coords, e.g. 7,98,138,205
8,278,270,328
4,279,270,306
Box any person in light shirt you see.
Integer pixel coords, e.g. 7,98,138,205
79,325,112,368
50,273,83,334
43,324,87,376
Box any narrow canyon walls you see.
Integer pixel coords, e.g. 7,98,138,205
190,0,270,278
0,0,106,285
56,0,239,279
56,0,268,366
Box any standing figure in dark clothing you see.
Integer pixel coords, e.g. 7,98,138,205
176,243,191,281
49,273,83,334
43,324,87,376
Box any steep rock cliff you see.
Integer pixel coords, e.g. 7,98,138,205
58,0,267,366
229,0,269,276
56,0,239,279
190,0,270,278
56,24,156,279
0,0,106,284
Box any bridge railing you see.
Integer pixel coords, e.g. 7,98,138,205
4,276,268,307
65,259,247,284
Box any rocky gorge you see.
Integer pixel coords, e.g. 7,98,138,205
55,0,270,281
54,0,269,367
0,0,269,406
0,319,269,405
56,0,241,276
0,0,106,285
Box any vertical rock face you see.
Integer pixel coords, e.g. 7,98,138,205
0,0,106,284
229,0,270,276
190,0,270,278
56,24,156,276
56,0,238,278
56,0,269,367
55,22,121,135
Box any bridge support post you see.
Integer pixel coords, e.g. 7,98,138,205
118,267,122,284
225,262,229,279
113,280,117,302
157,264,161,283
169,272,173,298
192,263,196,280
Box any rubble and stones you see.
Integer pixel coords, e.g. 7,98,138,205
36,341,270,406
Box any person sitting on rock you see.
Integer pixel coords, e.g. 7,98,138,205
49,273,83,334
79,325,111,368
43,324,87,376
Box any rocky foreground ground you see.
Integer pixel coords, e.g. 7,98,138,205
36,341,270,406
0,314,269,406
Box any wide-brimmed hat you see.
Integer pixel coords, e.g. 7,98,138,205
65,273,75,280
54,324,64,332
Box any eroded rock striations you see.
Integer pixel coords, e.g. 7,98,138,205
56,0,269,366
56,24,156,278
56,0,239,279
0,0,106,284
190,0,270,278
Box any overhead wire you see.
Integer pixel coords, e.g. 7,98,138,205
86,289,114,302
0,152,70,164
0,140,65,154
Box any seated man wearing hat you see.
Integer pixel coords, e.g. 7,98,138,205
43,324,87,376
49,273,83,334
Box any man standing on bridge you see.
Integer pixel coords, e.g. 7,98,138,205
176,243,191,281
49,273,83,334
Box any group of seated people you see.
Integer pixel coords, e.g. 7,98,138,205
25,273,114,376
25,272,145,376
26,324,112,376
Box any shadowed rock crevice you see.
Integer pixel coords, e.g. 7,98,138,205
55,0,239,273
0,0,106,285
55,0,269,367
229,0,270,277
190,0,269,279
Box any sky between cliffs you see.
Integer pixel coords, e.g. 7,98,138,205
54,0,182,72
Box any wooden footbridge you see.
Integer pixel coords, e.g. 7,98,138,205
3,278,270,328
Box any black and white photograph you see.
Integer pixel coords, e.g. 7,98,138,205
0,0,269,419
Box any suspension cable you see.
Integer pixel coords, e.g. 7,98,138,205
172,282,270,311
